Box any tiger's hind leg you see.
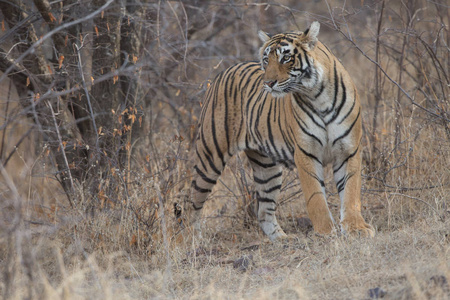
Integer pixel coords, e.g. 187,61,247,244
183,142,228,233
245,150,287,242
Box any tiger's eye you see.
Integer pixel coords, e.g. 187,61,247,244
281,55,291,63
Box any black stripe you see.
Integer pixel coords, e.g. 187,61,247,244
321,61,338,115
254,100,264,143
273,97,278,122
283,106,297,152
267,101,275,149
194,166,217,185
297,52,304,70
297,144,323,166
318,46,330,60
291,100,309,129
224,65,242,156
301,166,325,187
307,192,323,205
336,175,347,193
280,148,292,165
242,76,264,142
322,43,333,54
333,145,359,174
248,90,264,142
236,66,258,105
278,118,295,154
254,172,282,184
209,75,225,168
337,173,354,193
247,75,263,99
246,82,263,113
338,91,356,124
192,181,211,193
292,108,323,146
257,197,276,203
266,101,282,158
199,83,214,123
248,155,277,168
201,134,222,175
223,70,235,153
314,83,325,98
332,108,360,146
203,149,222,176
263,184,282,194
293,94,326,131
254,93,270,144
286,33,298,39
305,54,311,69
326,76,347,125
195,148,208,174
294,92,321,116
240,66,261,91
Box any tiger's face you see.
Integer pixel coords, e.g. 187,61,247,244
259,22,322,98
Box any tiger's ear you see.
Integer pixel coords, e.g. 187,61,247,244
258,30,271,43
303,21,320,51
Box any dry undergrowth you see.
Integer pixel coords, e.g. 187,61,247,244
1,122,449,299
2,202,449,299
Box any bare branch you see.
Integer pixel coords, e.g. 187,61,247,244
32,0,67,53
333,26,450,123
390,193,444,221
0,0,114,83
47,101,75,207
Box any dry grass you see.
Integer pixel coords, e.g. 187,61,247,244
1,0,449,299
2,205,449,299
1,123,448,299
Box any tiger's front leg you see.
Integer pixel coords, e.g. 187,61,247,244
294,148,337,234
333,147,375,237
245,150,287,241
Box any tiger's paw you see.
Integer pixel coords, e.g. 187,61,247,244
260,221,287,242
340,214,375,238
310,217,337,236
271,230,288,242
268,230,288,243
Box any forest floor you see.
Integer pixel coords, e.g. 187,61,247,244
4,170,449,299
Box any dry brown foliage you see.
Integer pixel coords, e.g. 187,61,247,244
0,0,448,299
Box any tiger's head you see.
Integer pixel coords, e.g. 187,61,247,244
259,21,323,98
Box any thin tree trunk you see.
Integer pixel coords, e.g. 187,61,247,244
371,0,385,157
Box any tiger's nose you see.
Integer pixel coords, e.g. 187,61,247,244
265,80,276,88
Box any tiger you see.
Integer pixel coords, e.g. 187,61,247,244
183,21,375,241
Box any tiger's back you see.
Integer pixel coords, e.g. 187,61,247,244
186,21,374,241
196,62,264,162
